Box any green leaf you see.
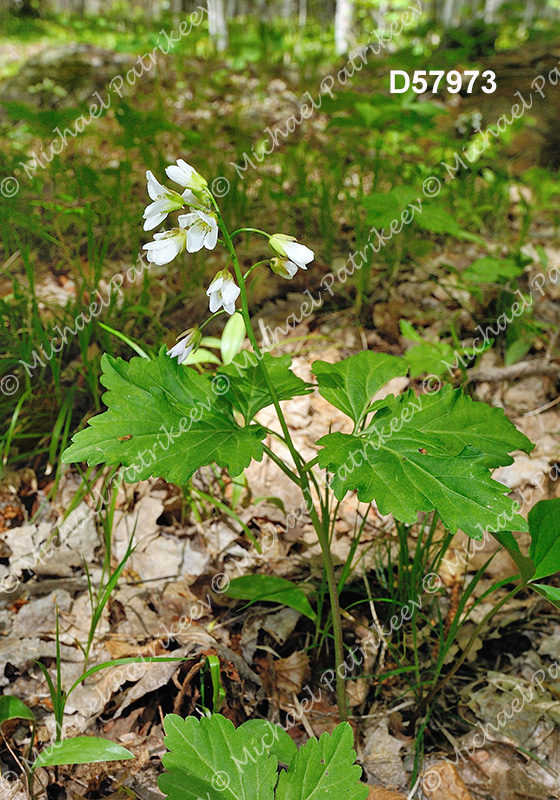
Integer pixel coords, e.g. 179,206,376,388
405,340,457,378
416,205,484,244
239,720,297,765
529,499,560,581
276,722,368,800
159,713,277,800
62,353,265,484
317,385,531,539
221,313,246,365
33,736,133,769
224,575,317,621
313,352,408,425
463,257,524,284
491,531,535,582
0,696,35,725
532,584,560,609
219,352,312,422
204,654,226,713
399,322,473,378
399,320,423,343
504,334,533,367
363,187,418,229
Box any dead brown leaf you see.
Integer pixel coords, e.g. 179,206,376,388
421,761,474,799
274,651,309,693
367,788,408,800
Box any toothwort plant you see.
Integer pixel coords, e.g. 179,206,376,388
63,160,536,719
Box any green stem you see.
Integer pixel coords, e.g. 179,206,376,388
230,227,270,239
244,259,271,280
199,310,225,331
262,444,301,486
213,200,348,720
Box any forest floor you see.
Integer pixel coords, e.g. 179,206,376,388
1,14,560,800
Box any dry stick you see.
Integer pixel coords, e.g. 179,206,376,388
467,360,560,383
213,203,349,721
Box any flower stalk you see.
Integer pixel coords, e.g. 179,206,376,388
142,160,349,720
211,197,349,720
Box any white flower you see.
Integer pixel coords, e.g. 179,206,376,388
165,159,208,203
270,257,298,280
167,327,202,365
142,228,187,265
143,170,185,231
269,234,314,272
178,210,219,253
207,269,240,315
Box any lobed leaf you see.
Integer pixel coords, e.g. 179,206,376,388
238,719,298,765
317,385,532,539
313,351,408,425
276,722,368,800
62,352,266,484
158,713,277,800
219,352,313,422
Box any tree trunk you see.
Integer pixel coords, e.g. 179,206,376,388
334,0,354,56
281,0,292,17
208,0,228,52
440,0,461,27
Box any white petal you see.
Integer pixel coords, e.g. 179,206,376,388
221,280,240,306
204,225,218,250
222,300,236,315
207,277,224,296
143,233,184,265
196,210,213,225
167,340,187,358
186,224,205,253
177,347,192,364
144,198,170,216
166,159,195,187
177,158,195,176
146,170,167,201
143,208,167,231
182,188,198,204
282,240,314,267
208,292,223,313
178,211,201,228
284,260,299,278
143,242,177,265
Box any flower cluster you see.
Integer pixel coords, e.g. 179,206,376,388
141,159,314,364
143,159,217,265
